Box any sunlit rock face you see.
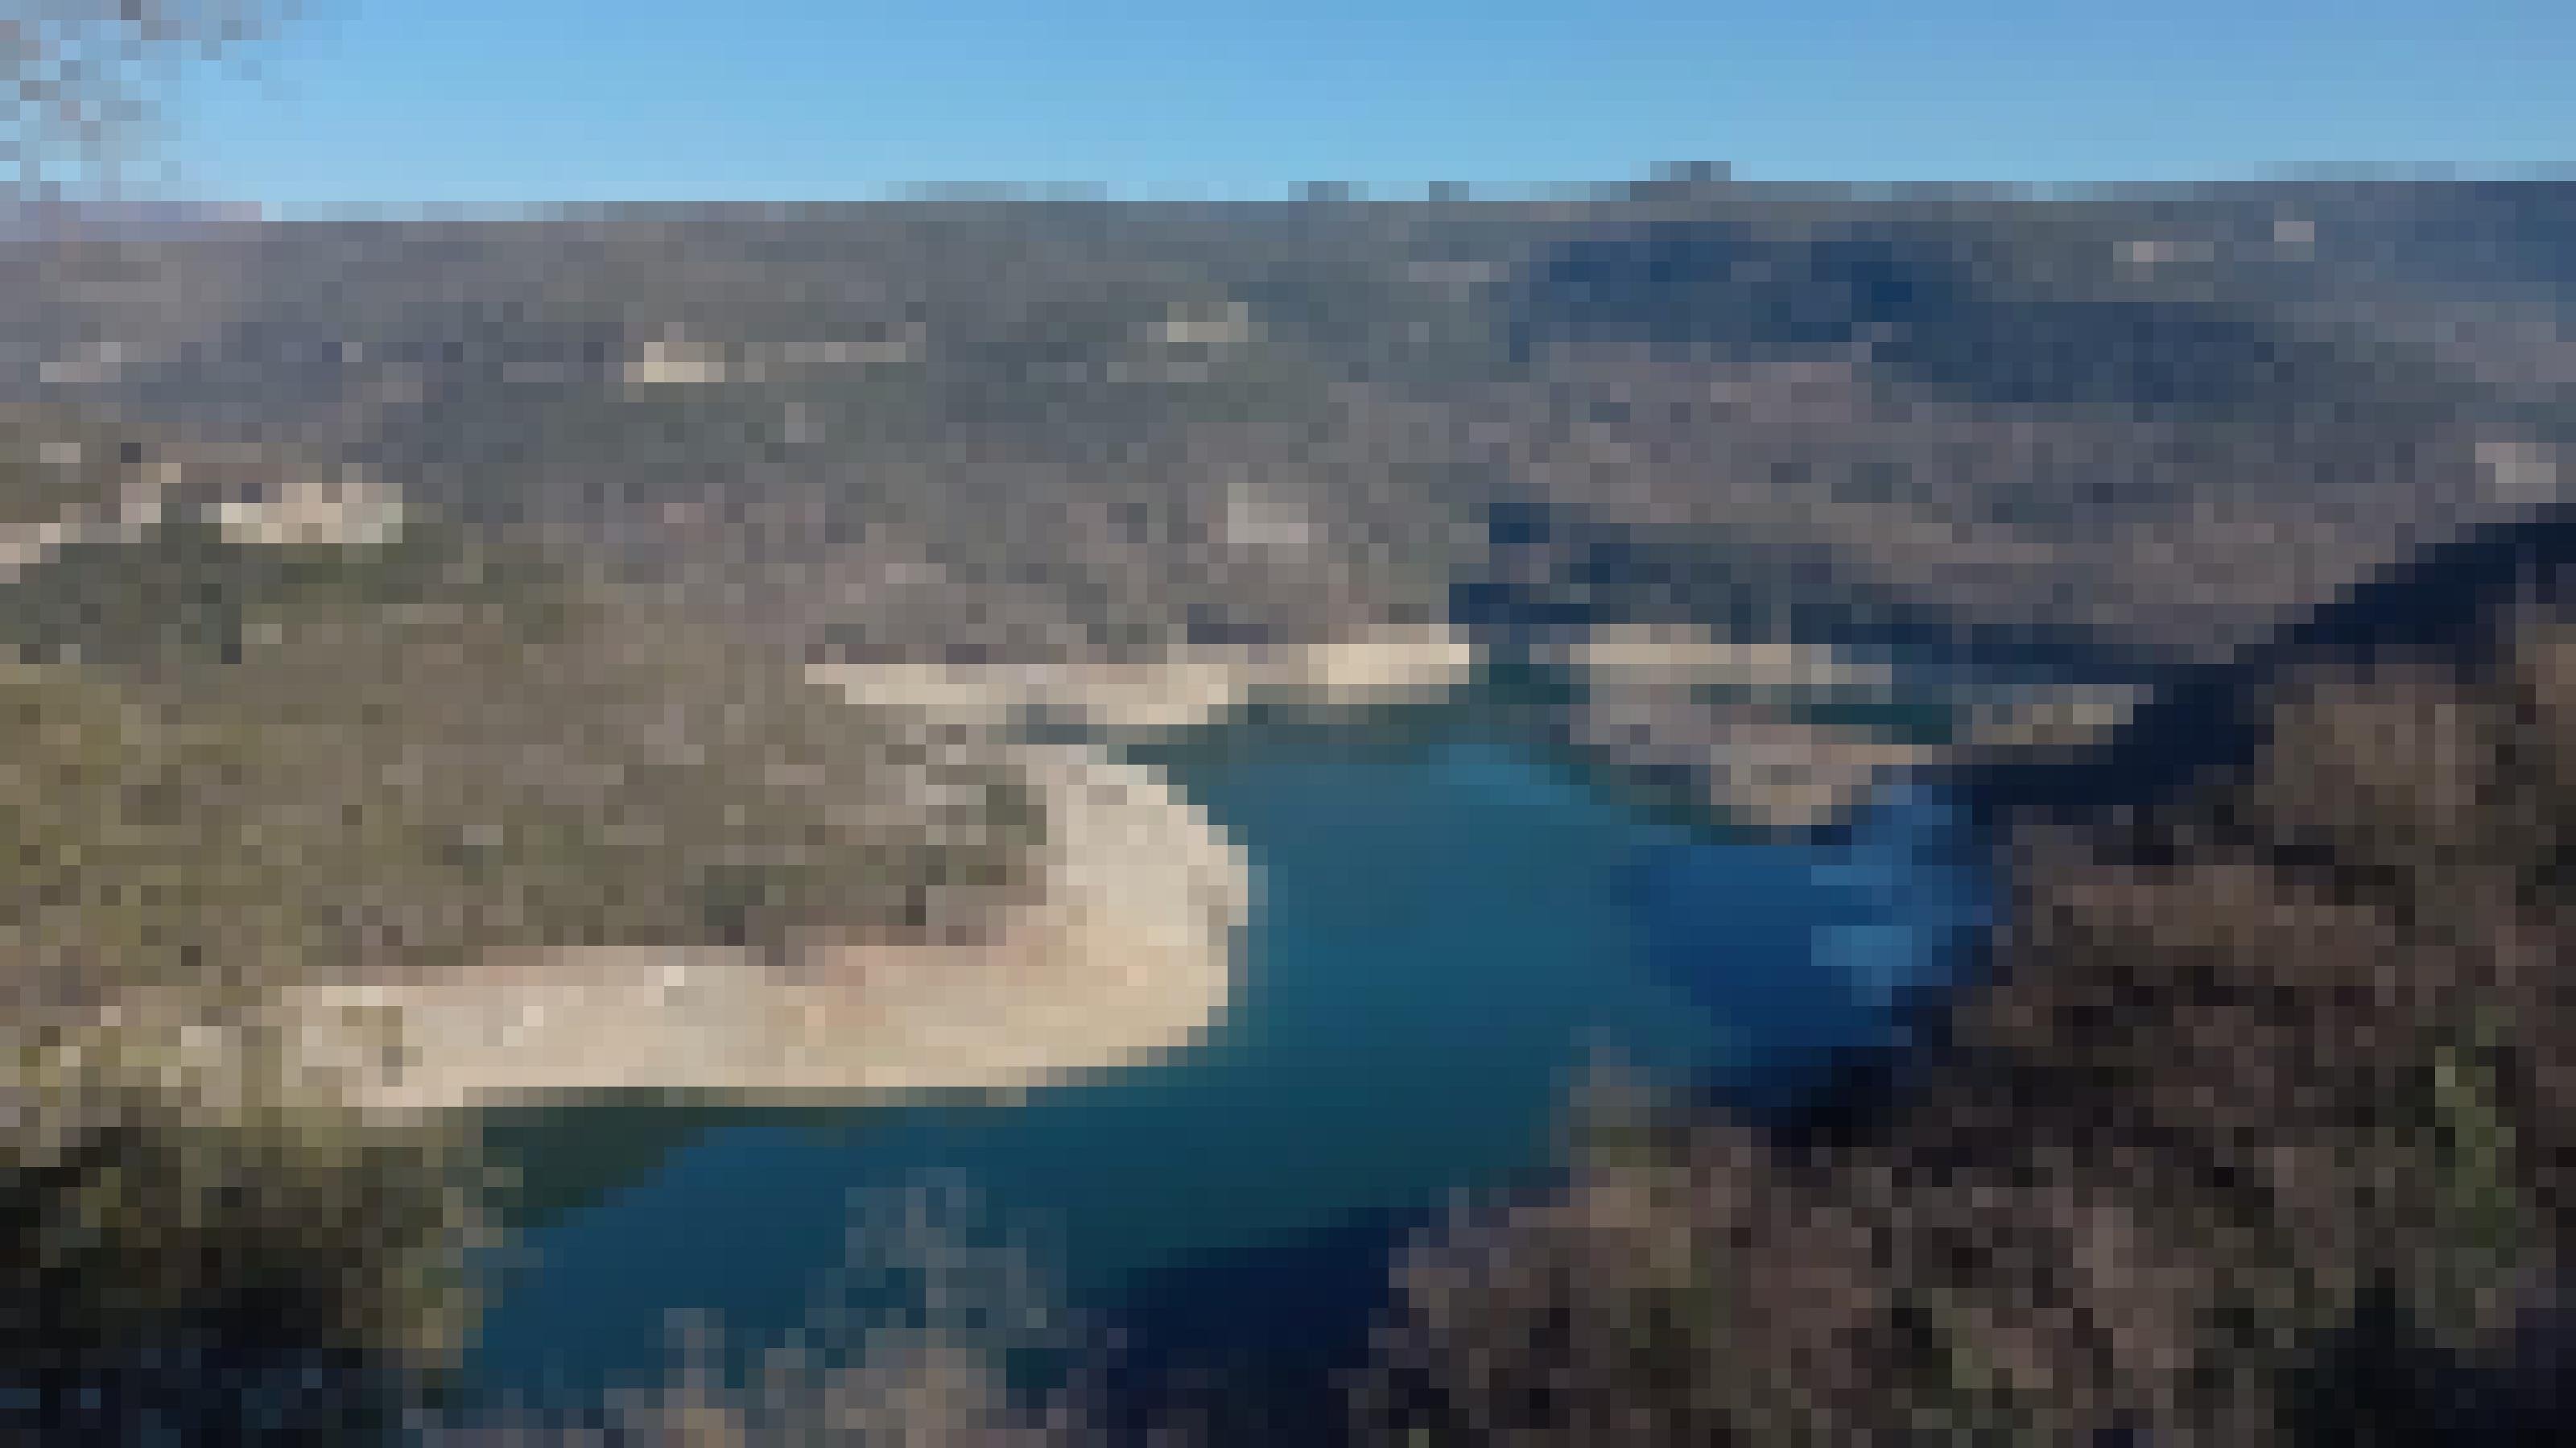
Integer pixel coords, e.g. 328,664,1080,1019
208,466,407,547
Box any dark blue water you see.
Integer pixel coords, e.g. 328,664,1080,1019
1635,776,1991,1116
453,721,1988,1425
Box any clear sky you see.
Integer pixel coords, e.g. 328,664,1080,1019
158,0,2570,213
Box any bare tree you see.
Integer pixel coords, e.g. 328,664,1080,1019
3,0,292,198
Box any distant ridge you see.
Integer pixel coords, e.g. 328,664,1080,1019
1959,497,2576,840
0,200,260,241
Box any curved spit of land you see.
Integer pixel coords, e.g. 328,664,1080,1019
282,732,1252,1121
288,629,1482,1117
241,618,2127,1117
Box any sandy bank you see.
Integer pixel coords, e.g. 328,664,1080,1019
85,624,1478,1123
811,621,1478,738
1566,685,1939,833
1539,623,1898,701
279,737,1249,1123
1959,682,2147,753
1546,624,2153,831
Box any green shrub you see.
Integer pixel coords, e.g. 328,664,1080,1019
2,999,497,1444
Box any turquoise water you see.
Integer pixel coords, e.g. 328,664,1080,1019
454,715,1986,1413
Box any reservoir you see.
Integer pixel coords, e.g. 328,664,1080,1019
452,694,1990,1426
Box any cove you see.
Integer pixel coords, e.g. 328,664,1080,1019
449,705,1990,1426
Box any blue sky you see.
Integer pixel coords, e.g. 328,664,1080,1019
158,0,2569,213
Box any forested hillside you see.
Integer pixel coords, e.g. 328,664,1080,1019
1360,497,2576,1445
0,406,1049,1013
11,184,2562,681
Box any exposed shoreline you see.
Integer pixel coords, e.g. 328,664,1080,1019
808,622,1480,740
281,735,1250,1123
117,618,2125,1120
36,627,1476,1125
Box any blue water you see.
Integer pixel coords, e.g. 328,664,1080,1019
1636,777,1991,1112
455,724,1988,1414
